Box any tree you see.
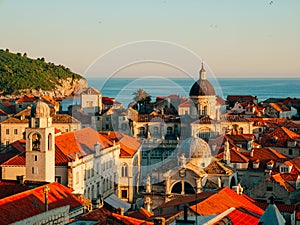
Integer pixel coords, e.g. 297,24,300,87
132,89,151,112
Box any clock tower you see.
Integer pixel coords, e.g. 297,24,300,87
25,100,55,183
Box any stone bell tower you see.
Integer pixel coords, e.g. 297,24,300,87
25,100,55,183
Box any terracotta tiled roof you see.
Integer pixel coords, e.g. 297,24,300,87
110,213,154,225
52,114,81,124
288,157,300,174
0,117,28,124
1,101,13,108
0,109,7,116
178,101,190,107
14,107,31,118
269,102,283,112
217,148,249,163
55,128,113,160
0,182,82,225
281,127,300,139
1,152,26,166
260,127,300,147
15,94,35,103
0,181,30,199
266,173,296,192
155,191,214,210
128,207,154,221
2,141,70,167
41,96,58,106
204,159,233,175
99,131,140,157
213,208,260,225
242,148,287,162
79,207,112,224
10,139,26,153
190,187,264,216
102,97,115,105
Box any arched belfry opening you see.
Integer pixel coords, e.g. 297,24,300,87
171,181,195,195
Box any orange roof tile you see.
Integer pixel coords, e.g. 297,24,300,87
242,148,287,162
100,131,141,157
111,213,154,225
42,95,58,106
79,207,112,224
128,207,154,221
55,128,113,160
0,182,82,225
190,187,264,216
266,173,296,192
178,101,190,107
0,109,7,116
2,152,26,166
269,103,283,112
0,117,28,124
15,94,35,103
213,208,260,225
218,148,250,163
10,139,26,153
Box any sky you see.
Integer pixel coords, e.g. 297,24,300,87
0,0,300,78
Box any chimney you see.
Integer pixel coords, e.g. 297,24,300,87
117,207,124,216
153,217,165,225
250,149,254,157
43,185,50,212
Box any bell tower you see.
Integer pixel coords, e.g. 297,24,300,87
25,100,55,183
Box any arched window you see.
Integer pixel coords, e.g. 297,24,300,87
202,105,207,116
48,133,53,151
167,127,173,135
239,127,244,134
32,133,41,151
139,127,146,134
198,128,211,139
121,163,128,177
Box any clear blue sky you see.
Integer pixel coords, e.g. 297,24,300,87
0,0,299,78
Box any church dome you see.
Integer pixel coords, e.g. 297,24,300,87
189,79,216,97
179,137,212,169
31,101,50,118
189,63,216,97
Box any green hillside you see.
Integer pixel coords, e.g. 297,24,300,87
0,49,83,94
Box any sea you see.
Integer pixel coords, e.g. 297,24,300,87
62,78,300,110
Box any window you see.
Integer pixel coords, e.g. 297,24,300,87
34,155,37,161
5,141,9,146
202,105,207,116
14,129,18,135
32,167,38,174
289,149,293,156
121,190,128,199
167,127,173,135
153,127,159,135
121,163,128,177
32,133,41,151
267,187,273,192
5,129,9,135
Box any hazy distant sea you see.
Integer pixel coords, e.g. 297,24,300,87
62,78,300,110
